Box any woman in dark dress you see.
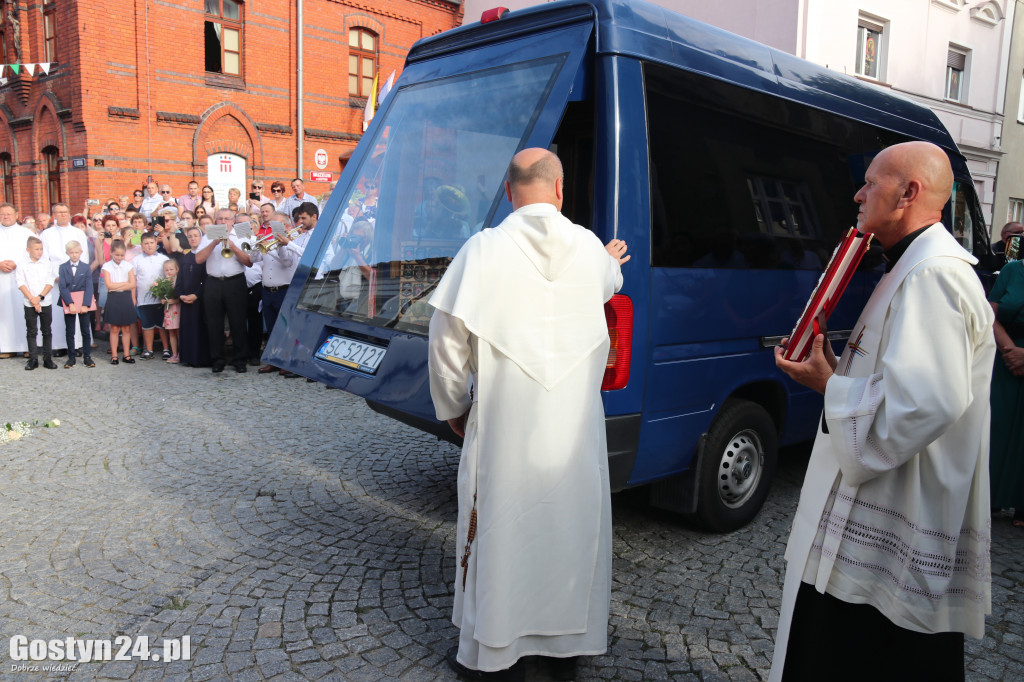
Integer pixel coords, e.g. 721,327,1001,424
176,227,211,367
989,258,1024,526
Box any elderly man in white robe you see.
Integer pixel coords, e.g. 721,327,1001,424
40,203,88,355
0,203,34,356
772,141,995,681
428,148,629,682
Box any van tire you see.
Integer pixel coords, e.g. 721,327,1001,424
695,398,777,532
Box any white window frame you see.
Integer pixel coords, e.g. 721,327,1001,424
855,15,887,82
1018,73,1024,123
1009,198,1024,224
945,46,970,103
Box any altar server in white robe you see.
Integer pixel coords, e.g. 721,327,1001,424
0,203,34,354
40,204,87,352
428,148,629,681
772,141,994,681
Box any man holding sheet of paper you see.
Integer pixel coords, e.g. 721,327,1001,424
771,141,995,681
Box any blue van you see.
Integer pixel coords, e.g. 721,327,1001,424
265,0,990,531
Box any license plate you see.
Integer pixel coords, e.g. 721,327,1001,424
315,334,387,374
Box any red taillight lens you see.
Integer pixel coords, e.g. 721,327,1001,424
481,7,509,23
602,294,632,390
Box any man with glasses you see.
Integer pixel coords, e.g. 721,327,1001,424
993,221,1024,258
177,181,202,215
247,180,270,213
282,178,317,221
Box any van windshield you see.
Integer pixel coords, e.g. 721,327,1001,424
296,56,565,333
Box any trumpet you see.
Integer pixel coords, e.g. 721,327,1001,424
243,226,303,254
220,237,234,258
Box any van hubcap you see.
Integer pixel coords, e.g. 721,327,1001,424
716,429,764,508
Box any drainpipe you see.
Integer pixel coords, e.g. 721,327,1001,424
297,0,303,179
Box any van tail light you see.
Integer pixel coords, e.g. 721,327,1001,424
602,294,633,390
481,7,509,23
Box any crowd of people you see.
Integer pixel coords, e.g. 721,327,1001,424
0,177,333,375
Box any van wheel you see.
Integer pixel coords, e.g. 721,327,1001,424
696,399,777,532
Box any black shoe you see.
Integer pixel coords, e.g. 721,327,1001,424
64,361,75,369
306,377,316,383
84,358,95,368
234,364,247,373
549,656,579,681
24,359,38,371
43,359,58,369
110,357,119,365
53,349,67,358
212,364,225,373
76,348,83,357
445,646,524,682
122,355,135,364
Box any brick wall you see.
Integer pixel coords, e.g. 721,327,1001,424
0,0,463,217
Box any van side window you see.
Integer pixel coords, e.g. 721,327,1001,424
644,62,906,269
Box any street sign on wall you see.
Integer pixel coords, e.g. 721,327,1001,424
309,171,334,183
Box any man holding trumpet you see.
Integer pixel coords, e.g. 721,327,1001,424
195,207,253,374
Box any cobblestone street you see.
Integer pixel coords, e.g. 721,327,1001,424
0,356,1022,681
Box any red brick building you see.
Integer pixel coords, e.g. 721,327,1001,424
0,0,463,216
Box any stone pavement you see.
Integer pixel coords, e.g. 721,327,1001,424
0,353,1021,681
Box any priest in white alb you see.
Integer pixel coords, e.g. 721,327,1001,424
428,148,629,682
0,203,34,355
772,141,994,681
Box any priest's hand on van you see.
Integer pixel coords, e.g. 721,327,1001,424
605,239,630,265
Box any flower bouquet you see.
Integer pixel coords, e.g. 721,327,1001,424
149,277,176,309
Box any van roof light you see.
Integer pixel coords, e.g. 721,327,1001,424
481,7,509,23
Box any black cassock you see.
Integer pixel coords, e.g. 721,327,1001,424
176,252,211,367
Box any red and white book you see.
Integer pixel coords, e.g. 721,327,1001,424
783,228,874,362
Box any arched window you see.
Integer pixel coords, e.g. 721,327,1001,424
0,153,13,205
349,28,377,98
43,146,60,207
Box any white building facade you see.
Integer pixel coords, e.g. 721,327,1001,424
464,0,1016,233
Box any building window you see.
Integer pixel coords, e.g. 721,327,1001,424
205,0,242,76
43,147,60,208
1017,73,1023,122
43,3,57,64
855,17,885,80
946,47,968,102
1009,198,1024,223
0,153,12,205
349,28,377,98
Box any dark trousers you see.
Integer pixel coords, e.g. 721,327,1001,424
203,274,248,369
261,286,287,338
246,282,263,361
782,582,964,681
24,305,52,360
64,311,92,360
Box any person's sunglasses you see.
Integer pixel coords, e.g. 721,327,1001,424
161,190,171,194
272,189,283,193
134,194,143,198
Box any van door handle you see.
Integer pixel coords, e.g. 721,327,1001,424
760,329,854,348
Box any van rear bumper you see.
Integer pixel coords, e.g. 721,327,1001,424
367,400,641,491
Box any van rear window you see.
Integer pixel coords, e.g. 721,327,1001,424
297,56,565,333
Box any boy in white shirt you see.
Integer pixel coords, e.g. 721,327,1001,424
15,235,57,369
133,232,170,360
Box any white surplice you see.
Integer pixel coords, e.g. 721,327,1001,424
428,203,622,672
0,223,34,352
769,224,995,680
41,225,89,350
